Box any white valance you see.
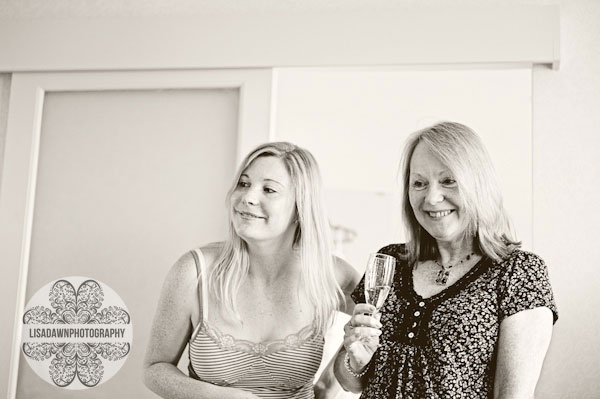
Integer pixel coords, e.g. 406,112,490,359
0,5,560,72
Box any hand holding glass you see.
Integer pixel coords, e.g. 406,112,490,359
364,253,396,313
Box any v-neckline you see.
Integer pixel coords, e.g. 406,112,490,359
405,255,493,303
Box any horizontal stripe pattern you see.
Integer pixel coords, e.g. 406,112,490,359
189,321,323,399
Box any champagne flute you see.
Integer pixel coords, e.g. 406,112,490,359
364,253,396,314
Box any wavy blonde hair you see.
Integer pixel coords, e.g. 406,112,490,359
400,121,520,264
209,142,343,334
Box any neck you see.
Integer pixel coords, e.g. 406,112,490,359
436,238,476,265
245,238,299,283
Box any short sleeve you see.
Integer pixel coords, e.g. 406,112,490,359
351,272,366,304
498,250,558,324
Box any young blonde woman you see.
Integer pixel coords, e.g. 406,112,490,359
144,142,359,399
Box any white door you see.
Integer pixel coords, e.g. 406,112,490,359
0,70,272,398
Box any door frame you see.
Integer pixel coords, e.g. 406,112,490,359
0,68,273,398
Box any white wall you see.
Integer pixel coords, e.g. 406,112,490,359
532,1,600,397
274,67,533,270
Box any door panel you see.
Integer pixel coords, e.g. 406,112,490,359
16,88,237,398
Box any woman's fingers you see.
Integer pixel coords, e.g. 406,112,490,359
344,320,381,342
343,322,353,335
343,326,381,351
344,334,380,371
343,302,384,366
344,334,380,352
353,303,376,315
343,303,384,371
351,313,382,329
350,335,380,352
349,326,381,339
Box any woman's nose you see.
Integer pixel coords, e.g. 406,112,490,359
425,184,444,205
242,188,259,205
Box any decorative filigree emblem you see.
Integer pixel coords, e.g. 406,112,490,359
22,279,131,388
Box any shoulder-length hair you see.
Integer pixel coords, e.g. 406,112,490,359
400,121,520,264
209,141,343,334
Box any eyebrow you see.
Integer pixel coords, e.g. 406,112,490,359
409,170,453,177
240,174,284,186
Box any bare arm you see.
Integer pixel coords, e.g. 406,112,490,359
313,257,361,398
314,357,342,399
333,303,381,394
493,307,554,399
333,256,361,316
142,252,258,399
333,346,368,393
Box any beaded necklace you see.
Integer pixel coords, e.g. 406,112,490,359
434,252,475,285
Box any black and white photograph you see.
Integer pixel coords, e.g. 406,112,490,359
0,1,598,398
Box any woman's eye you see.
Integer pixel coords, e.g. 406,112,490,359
411,181,426,190
442,178,457,186
238,181,250,188
264,187,276,194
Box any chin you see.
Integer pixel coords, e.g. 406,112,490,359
233,225,256,240
432,231,464,244
238,233,265,244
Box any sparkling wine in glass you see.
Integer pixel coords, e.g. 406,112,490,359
364,253,396,312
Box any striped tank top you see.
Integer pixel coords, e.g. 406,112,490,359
188,249,324,399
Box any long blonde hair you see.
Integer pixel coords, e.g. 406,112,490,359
400,122,520,264
209,142,343,334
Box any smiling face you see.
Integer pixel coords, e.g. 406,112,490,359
408,142,468,246
230,156,297,247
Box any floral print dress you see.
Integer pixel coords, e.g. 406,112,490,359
352,244,558,399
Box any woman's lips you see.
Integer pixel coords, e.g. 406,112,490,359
426,210,454,218
236,210,265,219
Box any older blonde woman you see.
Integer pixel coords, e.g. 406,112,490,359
144,142,359,399
335,122,558,399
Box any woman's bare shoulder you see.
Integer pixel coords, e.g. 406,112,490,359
164,251,197,289
155,252,197,312
333,255,361,294
197,242,225,269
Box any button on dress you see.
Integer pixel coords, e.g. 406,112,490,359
352,244,558,399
